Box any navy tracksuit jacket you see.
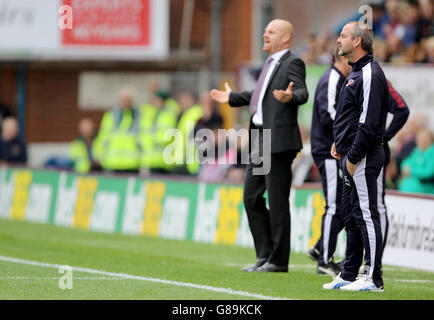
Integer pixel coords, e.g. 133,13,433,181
333,53,389,288
310,65,346,266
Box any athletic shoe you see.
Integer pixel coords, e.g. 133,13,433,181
336,259,345,270
307,247,320,262
340,275,384,292
323,273,352,290
317,261,341,276
357,265,370,278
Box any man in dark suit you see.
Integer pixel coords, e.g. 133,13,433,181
210,19,308,272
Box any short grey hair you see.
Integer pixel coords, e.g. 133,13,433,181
350,22,374,54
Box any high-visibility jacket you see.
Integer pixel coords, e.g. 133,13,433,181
174,104,203,174
141,107,178,170
138,103,160,161
69,137,94,174
166,98,180,116
94,107,141,171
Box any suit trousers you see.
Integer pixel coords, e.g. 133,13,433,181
340,144,384,288
243,134,298,266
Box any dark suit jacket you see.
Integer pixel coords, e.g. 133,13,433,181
228,51,309,153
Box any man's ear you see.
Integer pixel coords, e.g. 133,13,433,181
283,33,291,45
354,36,362,49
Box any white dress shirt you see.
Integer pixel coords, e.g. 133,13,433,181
252,48,289,126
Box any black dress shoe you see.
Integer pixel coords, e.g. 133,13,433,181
241,258,267,272
255,262,288,273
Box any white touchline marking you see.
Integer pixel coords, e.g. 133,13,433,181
224,262,316,269
0,255,293,300
393,279,434,284
0,276,125,280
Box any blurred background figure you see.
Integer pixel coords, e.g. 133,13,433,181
0,101,12,132
0,0,432,189
224,127,249,184
140,90,178,175
69,118,101,174
399,128,434,194
197,121,237,182
172,91,202,175
93,86,141,174
194,91,224,133
0,117,27,165
387,112,429,187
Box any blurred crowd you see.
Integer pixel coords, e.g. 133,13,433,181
65,85,247,184
300,0,434,64
1,82,433,193
300,111,434,194
1,0,434,193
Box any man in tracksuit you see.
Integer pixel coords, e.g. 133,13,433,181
323,21,389,292
309,47,352,276
359,80,409,274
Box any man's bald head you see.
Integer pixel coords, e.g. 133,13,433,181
271,19,294,41
263,19,294,54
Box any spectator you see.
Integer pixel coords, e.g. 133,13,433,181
315,31,334,65
399,128,434,194
172,91,203,175
371,1,388,37
387,112,428,187
0,117,27,165
194,91,224,134
0,101,12,132
399,0,419,48
415,0,434,41
93,86,141,174
69,118,101,174
424,36,434,62
373,37,389,62
300,34,319,64
140,90,178,174
197,123,237,182
225,127,249,184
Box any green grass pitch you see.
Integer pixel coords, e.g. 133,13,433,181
0,218,433,300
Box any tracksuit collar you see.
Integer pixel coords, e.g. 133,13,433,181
349,53,373,71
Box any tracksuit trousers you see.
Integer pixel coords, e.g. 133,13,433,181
340,144,384,288
312,157,344,266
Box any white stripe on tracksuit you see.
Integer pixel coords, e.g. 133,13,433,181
377,167,387,243
327,69,340,121
353,157,377,279
359,63,372,124
323,159,337,264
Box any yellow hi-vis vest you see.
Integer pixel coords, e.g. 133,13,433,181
141,107,178,170
94,107,140,171
69,138,92,174
174,104,203,174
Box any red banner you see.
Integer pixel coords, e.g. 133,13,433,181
62,0,150,46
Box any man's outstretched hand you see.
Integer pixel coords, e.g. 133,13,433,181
273,82,294,103
210,82,232,104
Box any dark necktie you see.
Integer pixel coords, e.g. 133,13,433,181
249,56,273,115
